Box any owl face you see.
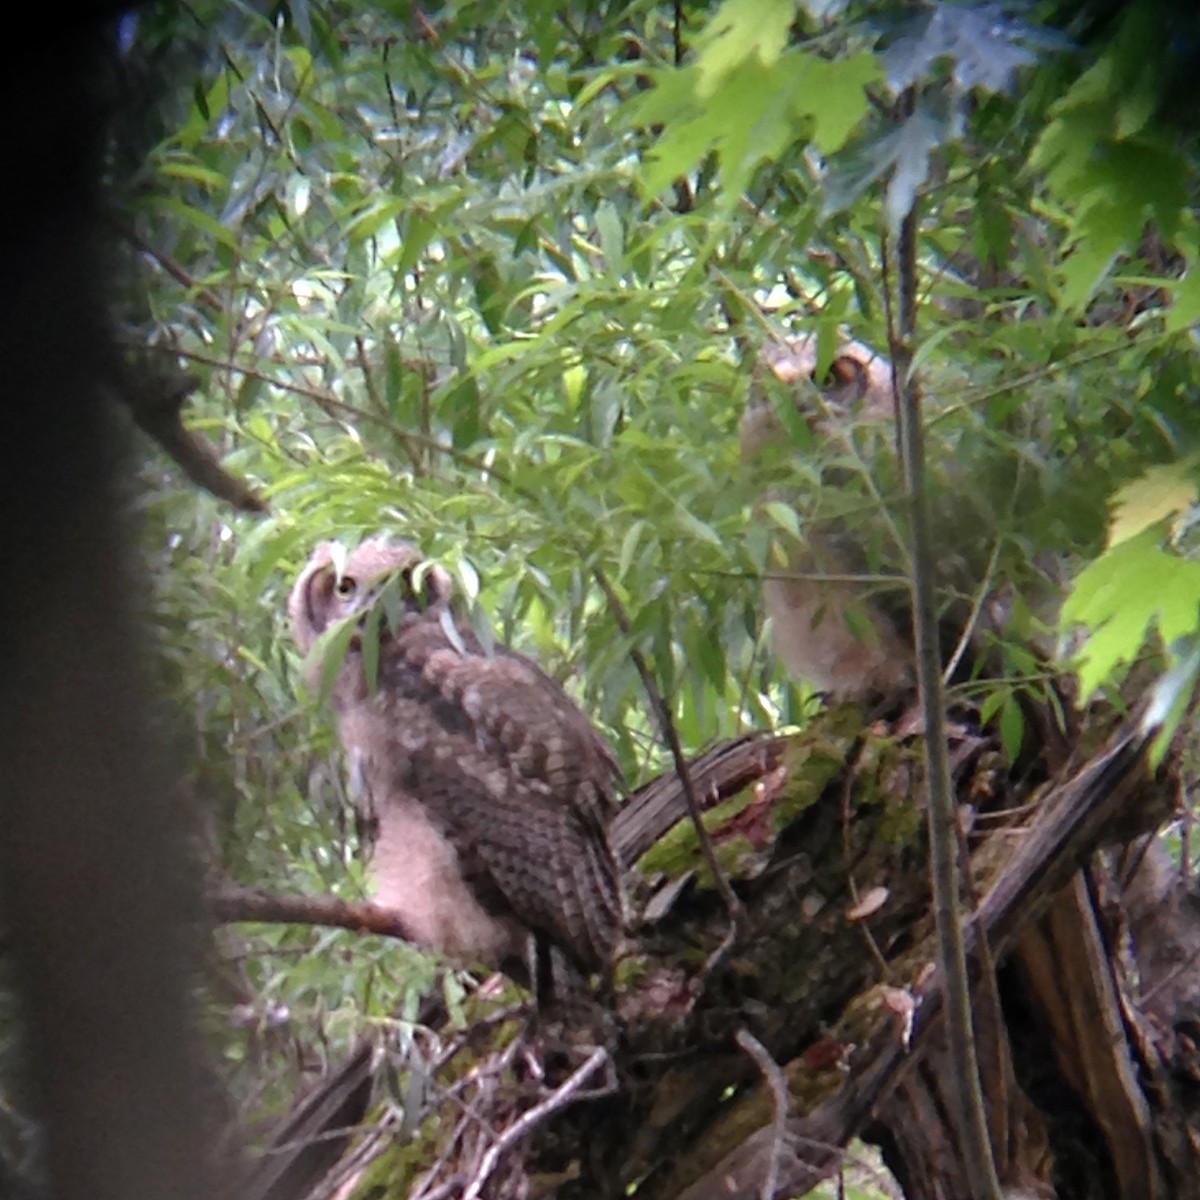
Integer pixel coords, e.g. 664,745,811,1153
761,334,894,422
742,335,896,466
288,537,452,657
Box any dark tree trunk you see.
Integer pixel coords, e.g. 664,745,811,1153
0,11,221,1200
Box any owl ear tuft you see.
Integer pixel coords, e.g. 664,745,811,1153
422,563,454,608
288,552,337,655
404,558,453,610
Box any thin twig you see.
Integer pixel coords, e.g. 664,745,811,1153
354,333,386,417
114,220,225,314
593,569,746,964
1140,940,1200,1007
941,535,1002,685
886,90,1002,1200
461,1048,610,1200
163,345,506,482
761,569,907,586
411,1175,466,1200
735,1029,790,1200
408,1112,471,1200
354,333,426,474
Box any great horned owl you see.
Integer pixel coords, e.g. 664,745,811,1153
742,335,915,701
289,537,625,998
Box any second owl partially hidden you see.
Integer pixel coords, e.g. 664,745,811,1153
289,536,626,1004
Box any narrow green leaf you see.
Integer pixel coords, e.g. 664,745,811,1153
618,521,646,582
149,196,240,251
157,158,229,191
595,202,624,276
763,501,801,539
344,197,407,244
675,507,724,548
310,618,357,705
999,695,1025,764
361,603,382,693
979,685,1009,727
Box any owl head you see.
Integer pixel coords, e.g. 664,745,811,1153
766,335,893,417
741,334,895,464
289,535,453,658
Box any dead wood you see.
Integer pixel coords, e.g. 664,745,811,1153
113,351,269,514
237,1041,378,1200
210,883,413,940
667,721,1162,1200
230,704,1200,1200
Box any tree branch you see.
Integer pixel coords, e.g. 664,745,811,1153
673,719,1158,1200
885,97,1002,1200
593,568,747,963
209,883,412,941
462,1048,610,1200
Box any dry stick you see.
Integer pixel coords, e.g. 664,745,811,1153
885,143,1003,1200
460,1047,609,1200
408,1112,472,1200
413,1176,467,1200
306,1116,401,1200
593,569,747,962
735,1030,793,1200
209,883,412,941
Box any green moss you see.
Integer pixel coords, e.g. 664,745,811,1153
636,707,863,887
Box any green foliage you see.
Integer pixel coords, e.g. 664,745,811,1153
1030,4,1195,308
96,0,1200,1168
1061,462,1200,757
628,28,878,207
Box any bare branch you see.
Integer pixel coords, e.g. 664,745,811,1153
209,883,412,941
593,568,747,964
735,1030,793,1200
461,1048,610,1200
885,92,1002,1200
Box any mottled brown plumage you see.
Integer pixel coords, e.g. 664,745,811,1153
742,336,915,700
288,537,625,993
743,336,1067,709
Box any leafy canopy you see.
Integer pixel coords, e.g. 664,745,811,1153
111,0,1200,1132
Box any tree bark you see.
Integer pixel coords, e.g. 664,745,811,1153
0,14,221,1200
231,700,1200,1200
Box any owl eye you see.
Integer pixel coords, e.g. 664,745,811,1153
822,356,863,389
334,575,358,599
814,355,869,408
